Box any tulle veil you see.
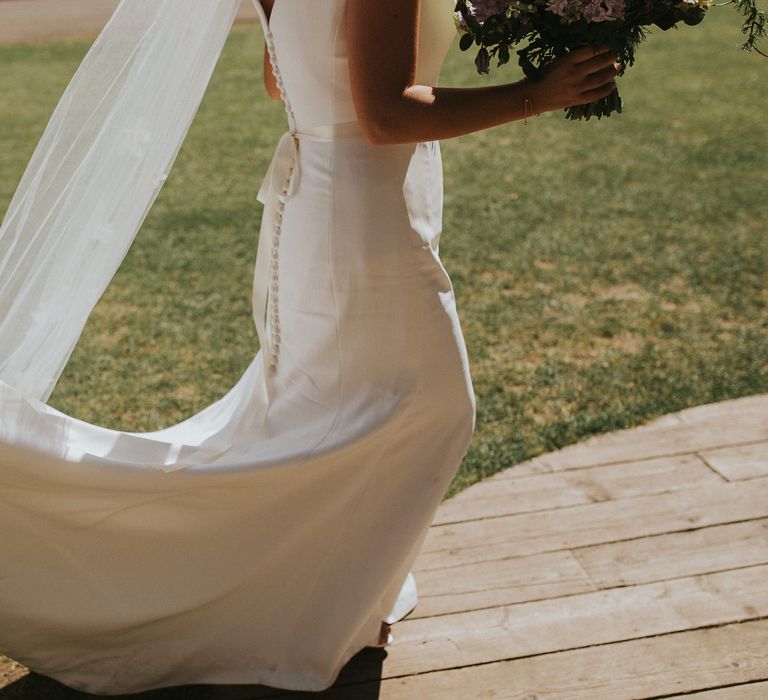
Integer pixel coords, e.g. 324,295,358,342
0,0,256,404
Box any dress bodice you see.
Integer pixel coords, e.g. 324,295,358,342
268,0,458,130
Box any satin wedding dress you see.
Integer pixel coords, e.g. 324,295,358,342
0,0,475,693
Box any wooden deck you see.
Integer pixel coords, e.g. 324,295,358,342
2,394,767,698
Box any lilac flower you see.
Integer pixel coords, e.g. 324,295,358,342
546,0,625,22
581,0,626,22
468,0,511,23
545,0,585,22
455,12,470,31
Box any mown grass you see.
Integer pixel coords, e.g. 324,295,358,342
0,12,765,501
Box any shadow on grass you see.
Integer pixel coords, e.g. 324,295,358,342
0,648,385,700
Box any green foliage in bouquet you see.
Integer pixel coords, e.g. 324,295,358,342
454,0,767,119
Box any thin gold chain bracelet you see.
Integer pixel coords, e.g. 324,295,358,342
524,97,539,126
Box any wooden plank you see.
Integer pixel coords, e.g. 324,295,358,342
495,406,768,474
496,398,768,481
416,477,768,571
434,453,721,525
667,395,768,424
491,455,554,477
412,519,768,618
665,681,768,699
355,564,768,681
541,425,768,471
573,518,768,589
412,549,596,618
311,619,768,699
699,441,768,481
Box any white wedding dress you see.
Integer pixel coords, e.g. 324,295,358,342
0,0,475,694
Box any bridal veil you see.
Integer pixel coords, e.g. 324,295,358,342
0,0,242,402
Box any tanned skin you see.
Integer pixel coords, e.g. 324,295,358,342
260,0,619,143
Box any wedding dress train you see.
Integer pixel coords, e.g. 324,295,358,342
0,0,475,693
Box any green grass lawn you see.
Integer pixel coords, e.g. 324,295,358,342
0,11,765,501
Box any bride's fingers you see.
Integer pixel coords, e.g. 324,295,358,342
577,51,619,77
580,64,619,90
576,80,617,104
570,45,612,64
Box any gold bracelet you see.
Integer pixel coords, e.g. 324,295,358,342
524,97,537,126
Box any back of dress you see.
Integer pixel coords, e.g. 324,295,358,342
267,0,456,129
0,0,476,694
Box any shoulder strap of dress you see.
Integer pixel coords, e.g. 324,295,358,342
249,0,297,133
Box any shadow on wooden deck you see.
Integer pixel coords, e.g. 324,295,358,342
0,649,385,699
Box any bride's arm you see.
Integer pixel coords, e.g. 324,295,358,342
346,0,620,144
260,0,281,100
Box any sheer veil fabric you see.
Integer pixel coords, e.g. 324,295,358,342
0,0,242,402
0,0,475,693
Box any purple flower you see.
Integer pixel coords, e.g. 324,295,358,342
581,0,625,21
546,0,625,22
604,0,625,20
456,12,470,31
468,0,511,22
545,0,585,22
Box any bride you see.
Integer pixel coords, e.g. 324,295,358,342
0,0,618,694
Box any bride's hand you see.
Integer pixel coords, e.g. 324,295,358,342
524,46,620,115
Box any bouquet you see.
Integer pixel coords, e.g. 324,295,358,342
454,0,767,119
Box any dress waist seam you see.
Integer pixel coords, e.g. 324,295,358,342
294,121,365,142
